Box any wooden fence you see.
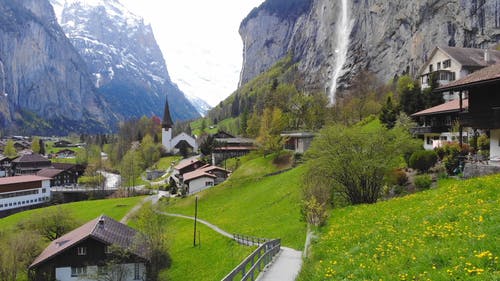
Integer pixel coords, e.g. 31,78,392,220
221,238,281,281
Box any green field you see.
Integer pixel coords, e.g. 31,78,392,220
297,175,500,280
160,153,307,250
159,216,254,281
0,196,145,231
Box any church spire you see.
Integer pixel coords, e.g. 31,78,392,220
162,95,174,129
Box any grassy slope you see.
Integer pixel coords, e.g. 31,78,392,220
298,175,500,280
159,217,254,281
0,196,144,231
161,153,307,250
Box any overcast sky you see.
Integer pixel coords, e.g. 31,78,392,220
121,0,265,106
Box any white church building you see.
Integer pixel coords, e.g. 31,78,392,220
162,97,198,154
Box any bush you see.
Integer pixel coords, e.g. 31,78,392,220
414,174,432,190
388,169,408,186
409,150,438,172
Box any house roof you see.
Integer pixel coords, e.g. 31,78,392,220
12,153,50,163
215,137,255,145
418,46,500,76
162,96,174,129
435,63,500,92
174,157,202,170
280,131,315,138
30,215,148,268
51,163,79,171
36,168,64,178
0,175,51,185
411,99,469,117
183,169,217,182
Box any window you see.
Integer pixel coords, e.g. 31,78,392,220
42,188,46,193
77,247,87,255
205,181,213,187
443,59,451,68
105,245,112,254
71,266,87,277
437,62,441,70
429,64,433,72
134,263,141,280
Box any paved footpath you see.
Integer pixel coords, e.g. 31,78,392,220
257,247,302,281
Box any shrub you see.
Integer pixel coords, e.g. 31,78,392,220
409,150,438,172
388,169,408,186
477,134,490,151
414,174,432,190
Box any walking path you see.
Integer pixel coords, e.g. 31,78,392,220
257,247,303,281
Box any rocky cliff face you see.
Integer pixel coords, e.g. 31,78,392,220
0,0,111,134
52,0,200,121
239,0,500,98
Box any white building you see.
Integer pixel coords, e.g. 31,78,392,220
161,97,198,154
0,175,51,215
418,46,500,101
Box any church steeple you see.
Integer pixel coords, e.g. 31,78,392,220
162,95,174,129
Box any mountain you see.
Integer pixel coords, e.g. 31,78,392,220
186,95,212,116
0,0,112,135
239,0,500,101
51,0,200,121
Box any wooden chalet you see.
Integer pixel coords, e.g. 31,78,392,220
11,153,51,175
29,215,149,281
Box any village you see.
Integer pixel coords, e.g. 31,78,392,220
0,44,500,281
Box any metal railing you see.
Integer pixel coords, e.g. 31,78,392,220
221,238,281,281
233,234,269,246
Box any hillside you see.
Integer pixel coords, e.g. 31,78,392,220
160,153,307,251
298,174,500,280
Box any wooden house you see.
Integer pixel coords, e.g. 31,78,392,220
29,215,149,281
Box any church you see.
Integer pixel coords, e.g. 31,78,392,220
162,97,198,154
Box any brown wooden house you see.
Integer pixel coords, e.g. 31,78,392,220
29,215,149,281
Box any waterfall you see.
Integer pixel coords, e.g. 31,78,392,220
329,0,352,104
0,59,6,97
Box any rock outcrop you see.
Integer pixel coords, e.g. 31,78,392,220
0,0,111,134
239,0,500,96
52,0,200,121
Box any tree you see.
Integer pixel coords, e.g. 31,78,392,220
379,95,399,129
141,134,160,169
398,75,424,115
0,230,42,281
256,107,288,155
304,124,419,205
18,207,79,241
39,138,46,155
121,149,143,193
3,139,17,158
134,204,170,281
31,136,40,154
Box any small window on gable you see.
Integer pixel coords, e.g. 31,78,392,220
134,263,141,280
437,62,441,70
429,64,433,72
77,246,87,256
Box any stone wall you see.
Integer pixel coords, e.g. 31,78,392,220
463,163,500,179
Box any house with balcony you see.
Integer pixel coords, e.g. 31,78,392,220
418,46,500,102
411,99,469,150
433,63,500,167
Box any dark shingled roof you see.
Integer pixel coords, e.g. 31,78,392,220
30,215,148,268
36,168,64,178
436,63,500,92
12,153,50,164
162,96,174,129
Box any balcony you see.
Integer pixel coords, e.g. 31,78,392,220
410,126,450,135
460,108,500,129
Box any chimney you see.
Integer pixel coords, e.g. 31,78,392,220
484,49,491,63
98,217,105,228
